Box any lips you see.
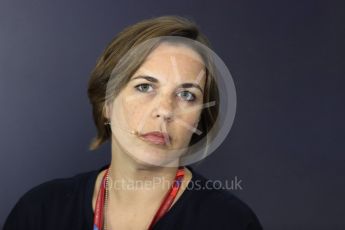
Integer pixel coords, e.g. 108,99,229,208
140,131,171,145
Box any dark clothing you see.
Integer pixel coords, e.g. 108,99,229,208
3,165,263,230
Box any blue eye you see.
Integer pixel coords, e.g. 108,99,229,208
135,83,153,93
177,91,196,102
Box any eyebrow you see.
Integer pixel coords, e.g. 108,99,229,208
131,75,158,83
131,75,204,93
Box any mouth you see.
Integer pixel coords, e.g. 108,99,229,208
139,131,171,145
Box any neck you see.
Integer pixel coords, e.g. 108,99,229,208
107,140,182,207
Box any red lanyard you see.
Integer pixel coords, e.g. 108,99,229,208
93,166,185,230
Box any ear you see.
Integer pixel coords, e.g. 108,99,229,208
103,102,113,120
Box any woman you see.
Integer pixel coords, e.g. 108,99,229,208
4,16,263,230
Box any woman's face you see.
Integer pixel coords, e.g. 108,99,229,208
106,42,206,166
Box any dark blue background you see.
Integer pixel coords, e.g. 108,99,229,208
1,0,344,229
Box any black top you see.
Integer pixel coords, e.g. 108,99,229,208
3,165,263,230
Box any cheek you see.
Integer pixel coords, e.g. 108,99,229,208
110,93,142,128
175,110,201,139
181,109,201,125
122,99,146,127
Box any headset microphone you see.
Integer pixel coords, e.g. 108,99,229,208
104,121,140,136
130,130,139,136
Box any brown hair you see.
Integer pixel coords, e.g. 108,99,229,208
87,15,219,151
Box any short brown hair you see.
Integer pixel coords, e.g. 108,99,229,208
87,15,219,151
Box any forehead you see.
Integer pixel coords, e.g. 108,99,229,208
135,42,206,83
147,42,204,63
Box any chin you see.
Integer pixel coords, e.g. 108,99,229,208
130,148,181,167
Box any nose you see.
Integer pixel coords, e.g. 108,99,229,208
151,94,175,122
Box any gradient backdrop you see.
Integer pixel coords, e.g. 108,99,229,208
1,0,344,229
